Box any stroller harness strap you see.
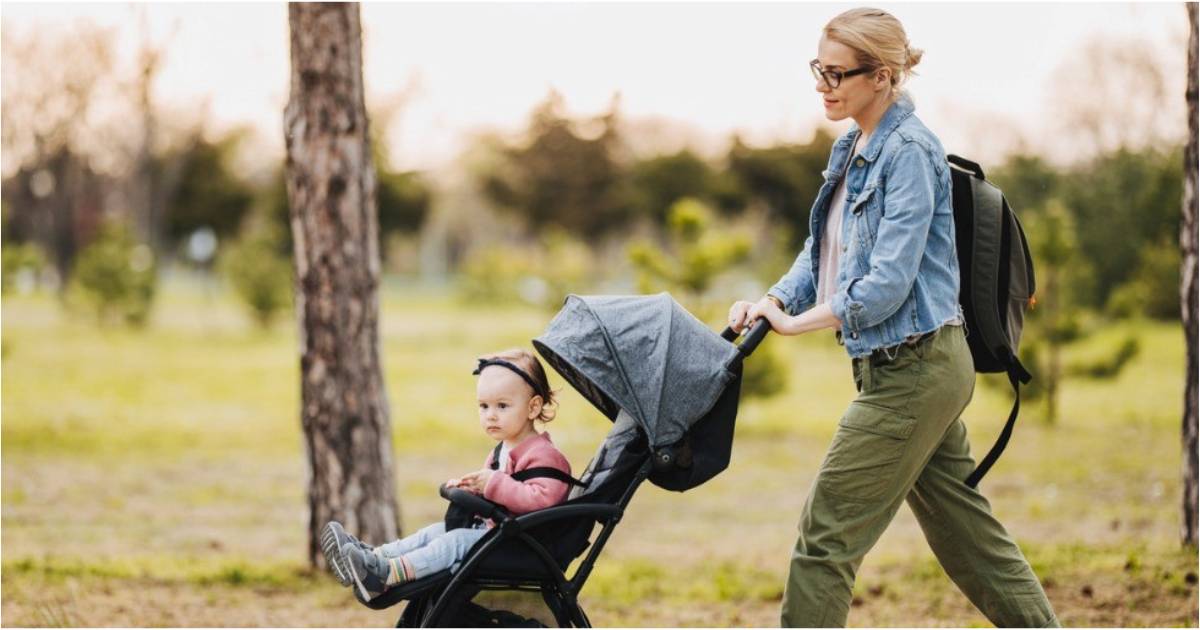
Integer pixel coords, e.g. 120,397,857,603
445,444,588,531
511,467,587,487
488,442,586,487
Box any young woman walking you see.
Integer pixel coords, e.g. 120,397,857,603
728,8,1059,627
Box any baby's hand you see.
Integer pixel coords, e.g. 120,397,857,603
458,469,494,494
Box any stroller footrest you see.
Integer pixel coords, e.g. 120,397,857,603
354,569,453,610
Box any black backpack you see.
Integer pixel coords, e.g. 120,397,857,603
947,155,1036,489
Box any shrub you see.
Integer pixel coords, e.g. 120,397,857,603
220,229,293,329
70,221,157,327
456,230,594,311
1068,335,1141,379
1,242,47,294
1105,238,1181,321
630,198,786,399
739,338,788,399
457,244,537,306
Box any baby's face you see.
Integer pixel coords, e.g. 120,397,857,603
476,367,539,443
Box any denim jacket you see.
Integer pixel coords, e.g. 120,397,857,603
768,93,963,359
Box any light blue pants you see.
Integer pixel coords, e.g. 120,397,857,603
375,522,489,579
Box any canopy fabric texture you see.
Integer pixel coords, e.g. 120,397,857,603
532,293,740,450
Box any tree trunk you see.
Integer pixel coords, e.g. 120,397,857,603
1182,1,1198,548
283,2,400,568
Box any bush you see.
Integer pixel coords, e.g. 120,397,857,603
457,244,538,306
1068,335,1141,379
2,242,47,294
531,230,593,311
70,221,157,327
629,198,786,400
628,198,751,296
457,230,595,311
1105,238,1181,321
739,337,787,399
220,229,293,329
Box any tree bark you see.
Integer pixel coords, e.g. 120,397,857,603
1181,1,1198,548
283,2,400,568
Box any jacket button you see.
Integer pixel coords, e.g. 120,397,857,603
851,332,859,340
841,243,848,252
855,158,865,167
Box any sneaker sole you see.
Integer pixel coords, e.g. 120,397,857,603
320,523,353,587
346,548,375,602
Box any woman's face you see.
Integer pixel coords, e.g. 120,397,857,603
813,36,886,123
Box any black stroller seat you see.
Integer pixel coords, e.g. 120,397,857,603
356,294,769,627
358,409,653,626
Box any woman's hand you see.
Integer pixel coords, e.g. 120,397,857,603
728,296,780,333
745,298,803,336
456,469,494,494
731,296,842,337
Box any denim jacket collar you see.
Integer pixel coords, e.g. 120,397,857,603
846,92,916,162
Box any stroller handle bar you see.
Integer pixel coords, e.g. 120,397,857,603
721,317,771,368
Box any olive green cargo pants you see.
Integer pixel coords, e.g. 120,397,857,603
781,325,1059,627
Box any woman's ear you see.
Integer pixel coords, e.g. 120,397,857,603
874,67,892,92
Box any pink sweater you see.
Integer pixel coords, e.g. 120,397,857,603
481,431,572,515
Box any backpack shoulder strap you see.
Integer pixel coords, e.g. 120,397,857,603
970,177,1011,360
964,356,1033,488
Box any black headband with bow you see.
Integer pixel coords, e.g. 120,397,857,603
472,358,549,400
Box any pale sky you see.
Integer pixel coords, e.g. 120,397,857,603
1,2,1190,175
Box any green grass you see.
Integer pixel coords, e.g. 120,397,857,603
2,281,1197,626
2,555,320,589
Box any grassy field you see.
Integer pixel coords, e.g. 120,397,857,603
2,280,1197,627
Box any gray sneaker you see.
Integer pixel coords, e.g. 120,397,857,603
343,541,393,601
321,521,371,587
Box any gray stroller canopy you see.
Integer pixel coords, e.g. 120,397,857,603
533,293,740,449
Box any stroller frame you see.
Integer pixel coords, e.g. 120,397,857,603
358,314,770,627
370,456,653,628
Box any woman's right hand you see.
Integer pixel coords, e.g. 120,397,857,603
728,296,778,333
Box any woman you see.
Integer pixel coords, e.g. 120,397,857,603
728,8,1059,628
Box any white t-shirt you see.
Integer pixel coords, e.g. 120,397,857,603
817,135,863,305
816,133,964,332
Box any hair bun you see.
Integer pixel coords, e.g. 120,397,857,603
906,45,924,70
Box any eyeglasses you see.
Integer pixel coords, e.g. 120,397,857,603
809,59,873,89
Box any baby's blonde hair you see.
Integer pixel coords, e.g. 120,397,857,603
478,348,558,423
824,8,923,96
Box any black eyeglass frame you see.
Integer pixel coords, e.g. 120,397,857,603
809,59,874,89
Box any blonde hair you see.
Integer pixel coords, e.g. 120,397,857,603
823,8,923,96
478,348,558,423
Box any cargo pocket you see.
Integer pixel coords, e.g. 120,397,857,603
818,401,917,504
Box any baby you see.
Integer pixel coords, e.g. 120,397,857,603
322,348,573,601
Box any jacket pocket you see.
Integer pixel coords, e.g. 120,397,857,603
818,401,916,503
850,186,880,250
847,185,876,217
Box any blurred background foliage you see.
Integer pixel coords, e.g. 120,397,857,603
1,12,1194,627
0,21,1186,409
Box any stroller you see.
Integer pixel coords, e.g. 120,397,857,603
355,293,770,627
